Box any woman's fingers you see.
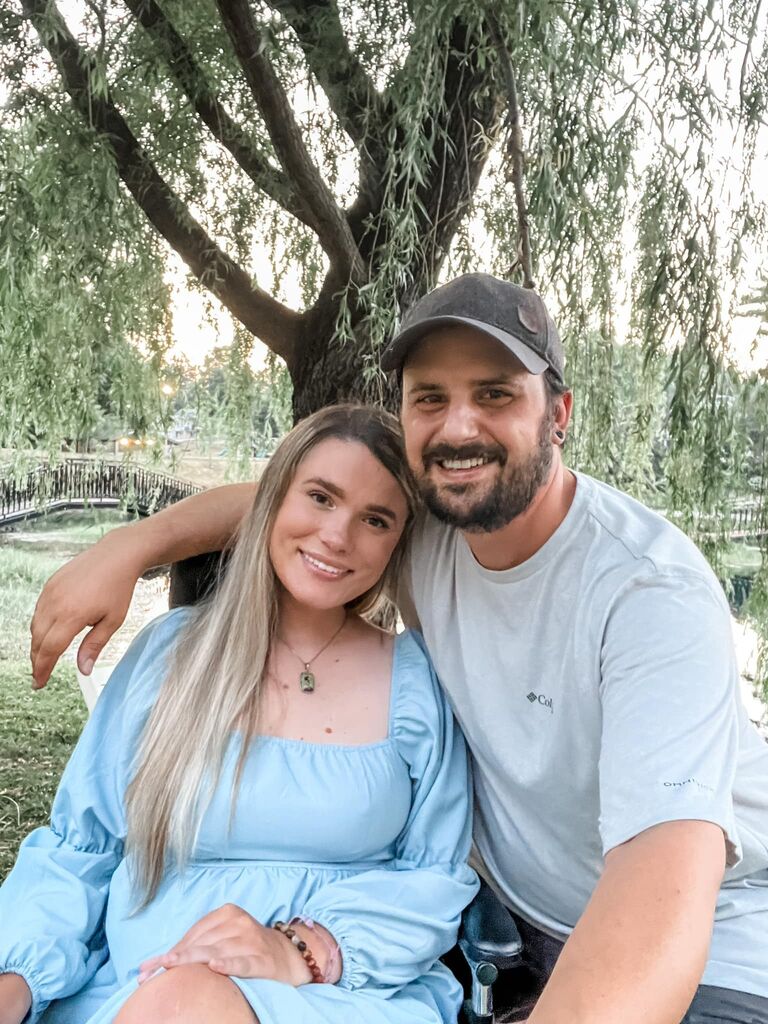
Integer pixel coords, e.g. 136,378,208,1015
171,906,258,954
208,956,255,978
139,946,268,982
136,907,277,985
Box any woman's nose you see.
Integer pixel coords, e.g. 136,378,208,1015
318,515,352,553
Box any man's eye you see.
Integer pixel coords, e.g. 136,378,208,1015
482,389,511,401
415,394,443,405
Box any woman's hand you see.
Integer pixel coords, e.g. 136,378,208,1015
136,905,328,987
30,526,145,688
0,973,32,1024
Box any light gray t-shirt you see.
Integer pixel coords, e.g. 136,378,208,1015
400,471,768,998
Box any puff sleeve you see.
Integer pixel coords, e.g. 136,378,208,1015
302,630,479,992
0,609,188,1023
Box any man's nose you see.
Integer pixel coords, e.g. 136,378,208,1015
439,401,482,445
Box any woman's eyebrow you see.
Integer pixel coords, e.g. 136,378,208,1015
303,476,344,497
364,503,397,522
303,477,397,521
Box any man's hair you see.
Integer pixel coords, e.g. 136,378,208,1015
543,368,570,407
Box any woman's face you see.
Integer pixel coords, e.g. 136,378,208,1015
269,438,410,610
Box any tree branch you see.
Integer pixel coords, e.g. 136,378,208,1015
487,13,534,289
22,0,300,365
400,18,503,295
739,0,764,113
264,0,381,151
215,0,365,285
123,0,313,227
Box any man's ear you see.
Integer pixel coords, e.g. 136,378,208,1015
556,390,574,434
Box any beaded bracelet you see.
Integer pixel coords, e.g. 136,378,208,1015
290,916,340,982
273,921,324,984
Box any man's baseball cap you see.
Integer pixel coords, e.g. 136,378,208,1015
380,273,565,383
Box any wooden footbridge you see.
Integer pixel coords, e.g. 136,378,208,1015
0,459,202,526
727,501,767,541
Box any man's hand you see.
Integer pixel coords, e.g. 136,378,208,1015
136,904,339,986
528,820,725,1024
30,526,144,688
0,973,32,1024
29,483,256,689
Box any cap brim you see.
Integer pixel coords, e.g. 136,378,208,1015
380,315,549,375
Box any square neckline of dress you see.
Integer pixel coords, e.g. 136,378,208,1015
236,629,408,752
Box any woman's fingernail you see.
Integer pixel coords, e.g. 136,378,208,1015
82,658,94,675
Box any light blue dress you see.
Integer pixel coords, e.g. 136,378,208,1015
0,609,478,1024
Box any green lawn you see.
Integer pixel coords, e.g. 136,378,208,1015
0,661,85,879
0,513,125,879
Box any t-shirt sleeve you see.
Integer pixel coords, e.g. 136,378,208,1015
395,521,422,631
598,570,741,864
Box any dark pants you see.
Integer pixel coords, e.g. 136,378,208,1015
683,987,768,1023
510,913,768,1024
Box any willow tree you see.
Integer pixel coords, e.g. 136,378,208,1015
1,1,766,487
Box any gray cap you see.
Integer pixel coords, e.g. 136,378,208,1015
380,273,565,382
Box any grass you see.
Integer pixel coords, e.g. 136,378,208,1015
0,549,63,661
721,541,763,576
0,662,86,880
0,513,127,880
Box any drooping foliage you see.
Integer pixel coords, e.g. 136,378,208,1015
1,1,768,676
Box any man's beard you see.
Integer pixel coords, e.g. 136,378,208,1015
417,409,555,534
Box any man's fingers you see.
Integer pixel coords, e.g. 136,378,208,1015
77,621,114,675
30,623,80,689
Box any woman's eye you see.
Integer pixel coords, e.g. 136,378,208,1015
365,515,388,530
308,490,332,506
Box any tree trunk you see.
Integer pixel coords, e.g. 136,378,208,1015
290,310,400,420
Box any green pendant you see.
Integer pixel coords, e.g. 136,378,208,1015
299,670,316,693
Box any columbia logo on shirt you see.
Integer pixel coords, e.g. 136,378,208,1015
526,692,554,713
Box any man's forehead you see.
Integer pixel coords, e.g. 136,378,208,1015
401,326,532,382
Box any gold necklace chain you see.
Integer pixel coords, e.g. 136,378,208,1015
277,615,347,693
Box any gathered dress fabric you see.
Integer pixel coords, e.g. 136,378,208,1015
0,609,478,1024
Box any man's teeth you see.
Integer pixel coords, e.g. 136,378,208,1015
303,553,345,576
440,457,491,470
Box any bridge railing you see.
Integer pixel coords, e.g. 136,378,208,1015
0,459,202,523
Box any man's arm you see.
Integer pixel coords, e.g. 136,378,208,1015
528,819,725,1024
30,483,255,687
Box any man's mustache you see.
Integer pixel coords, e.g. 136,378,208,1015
422,444,507,469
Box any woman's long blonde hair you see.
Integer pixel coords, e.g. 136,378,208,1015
125,404,419,907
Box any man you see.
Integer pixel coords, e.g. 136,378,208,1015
30,274,768,1023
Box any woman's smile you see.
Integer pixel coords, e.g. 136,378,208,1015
299,549,352,579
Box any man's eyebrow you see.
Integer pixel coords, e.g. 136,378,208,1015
474,376,524,389
302,478,398,521
407,375,524,393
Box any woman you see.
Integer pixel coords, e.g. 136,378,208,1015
0,405,478,1024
